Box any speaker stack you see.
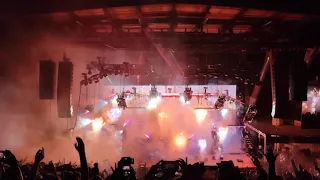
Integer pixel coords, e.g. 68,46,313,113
57,61,73,118
39,60,56,99
273,52,290,119
289,55,308,102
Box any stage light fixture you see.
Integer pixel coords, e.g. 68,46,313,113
214,95,226,109
117,93,127,110
149,85,158,99
132,87,137,96
183,87,193,103
85,104,94,112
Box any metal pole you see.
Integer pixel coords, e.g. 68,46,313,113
249,50,271,105
245,123,267,162
304,48,319,67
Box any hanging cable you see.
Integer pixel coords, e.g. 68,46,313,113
49,100,52,122
86,85,88,105
93,82,96,103
123,75,126,93
73,84,83,129
98,81,101,99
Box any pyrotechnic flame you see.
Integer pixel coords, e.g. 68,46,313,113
174,133,187,148
158,112,167,121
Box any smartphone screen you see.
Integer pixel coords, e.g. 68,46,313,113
123,166,130,170
0,152,5,159
163,162,176,169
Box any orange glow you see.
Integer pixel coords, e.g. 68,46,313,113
174,133,187,148
158,112,168,121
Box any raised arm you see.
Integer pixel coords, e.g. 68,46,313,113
3,150,24,180
265,151,278,180
74,137,88,180
29,148,44,180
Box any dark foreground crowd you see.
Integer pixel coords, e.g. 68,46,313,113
0,137,320,180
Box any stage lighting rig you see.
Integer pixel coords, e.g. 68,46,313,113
80,73,89,86
214,95,226,109
132,87,137,96
183,87,193,102
204,87,208,100
117,93,127,110
149,85,158,98
244,105,258,123
85,104,94,112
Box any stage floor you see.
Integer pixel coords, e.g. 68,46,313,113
140,153,255,169
246,119,320,143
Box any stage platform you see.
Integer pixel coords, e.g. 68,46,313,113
141,153,255,169
246,119,320,144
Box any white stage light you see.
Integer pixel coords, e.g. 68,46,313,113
198,139,207,151
217,127,228,142
221,109,228,117
94,100,108,111
195,109,207,124
179,96,185,104
77,117,92,128
92,117,105,132
147,96,161,109
107,108,122,122
111,96,118,107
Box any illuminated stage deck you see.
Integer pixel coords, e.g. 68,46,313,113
247,119,320,144
141,153,255,169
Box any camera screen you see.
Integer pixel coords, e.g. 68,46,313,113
163,162,176,169
0,153,4,159
123,166,130,170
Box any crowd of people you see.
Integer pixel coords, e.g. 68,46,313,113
0,137,320,180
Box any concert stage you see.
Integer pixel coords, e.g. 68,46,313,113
245,119,320,146
141,153,255,169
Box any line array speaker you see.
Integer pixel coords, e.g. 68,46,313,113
57,61,73,118
289,54,307,101
273,53,290,119
39,60,56,99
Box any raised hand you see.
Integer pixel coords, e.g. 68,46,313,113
264,151,278,164
3,150,18,166
35,147,44,163
176,158,187,171
251,157,261,167
181,162,205,180
315,164,320,173
74,137,85,153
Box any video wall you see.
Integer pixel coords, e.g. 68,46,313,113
302,87,320,114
